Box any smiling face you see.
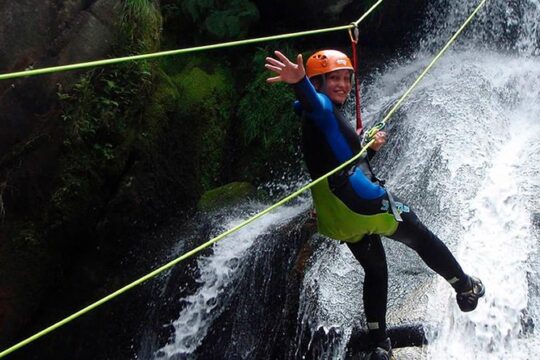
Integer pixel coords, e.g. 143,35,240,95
320,69,352,105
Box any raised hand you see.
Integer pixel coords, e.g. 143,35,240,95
265,51,306,84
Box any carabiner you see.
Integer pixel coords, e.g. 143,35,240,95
348,23,360,44
363,122,386,144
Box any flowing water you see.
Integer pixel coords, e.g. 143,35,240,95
142,0,540,359
147,198,311,360
418,1,540,359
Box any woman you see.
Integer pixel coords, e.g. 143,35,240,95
265,49,485,360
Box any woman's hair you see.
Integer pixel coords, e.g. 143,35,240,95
310,75,323,90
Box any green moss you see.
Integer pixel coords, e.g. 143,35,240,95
136,69,180,153
198,181,256,211
170,63,235,191
173,65,232,107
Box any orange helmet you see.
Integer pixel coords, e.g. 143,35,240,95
306,50,354,78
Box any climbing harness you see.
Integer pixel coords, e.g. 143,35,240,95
348,21,398,222
365,155,403,223
0,0,488,357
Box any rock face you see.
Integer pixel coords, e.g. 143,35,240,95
0,0,122,154
0,0,122,345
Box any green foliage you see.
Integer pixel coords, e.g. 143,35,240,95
54,63,154,222
237,47,300,167
60,66,151,150
50,0,167,226
180,0,259,39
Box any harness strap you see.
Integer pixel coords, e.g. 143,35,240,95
364,155,403,223
349,24,363,134
385,189,403,222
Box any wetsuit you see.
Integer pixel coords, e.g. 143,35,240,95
292,76,467,342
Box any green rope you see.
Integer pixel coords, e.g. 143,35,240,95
0,0,383,81
0,0,487,357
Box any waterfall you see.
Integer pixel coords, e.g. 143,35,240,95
149,199,310,360
140,1,539,358
422,54,540,359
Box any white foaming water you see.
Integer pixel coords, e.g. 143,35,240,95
295,239,362,358
425,54,540,359
155,200,308,359
420,0,540,56
363,6,540,358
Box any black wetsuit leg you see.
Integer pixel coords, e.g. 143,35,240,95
347,235,388,343
387,206,466,283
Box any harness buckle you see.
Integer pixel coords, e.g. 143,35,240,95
386,190,403,222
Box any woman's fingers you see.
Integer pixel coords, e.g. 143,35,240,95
266,51,305,84
265,63,282,73
266,76,282,83
274,50,292,65
296,54,305,71
265,57,285,68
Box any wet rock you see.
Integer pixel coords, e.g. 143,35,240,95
197,182,256,212
346,323,427,356
0,0,123,346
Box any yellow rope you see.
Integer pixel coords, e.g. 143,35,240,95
0,0,488,357
0,0,383,81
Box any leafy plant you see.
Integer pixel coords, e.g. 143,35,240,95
238,47,299,151
53,62,155,221
122,0,163,52
234,46,303,182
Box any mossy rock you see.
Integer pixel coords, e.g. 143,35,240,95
135,69,180,153
172,65,233,110
198,181,256,212
170,63,235,191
